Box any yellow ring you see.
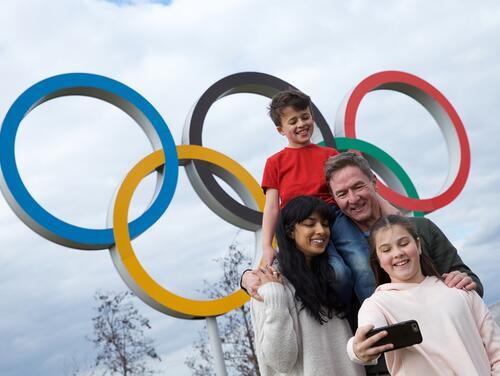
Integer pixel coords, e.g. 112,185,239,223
111,145,265,317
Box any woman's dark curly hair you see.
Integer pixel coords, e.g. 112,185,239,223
368,215,441,286
276,196,346,324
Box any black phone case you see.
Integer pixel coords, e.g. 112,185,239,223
366,319,423,351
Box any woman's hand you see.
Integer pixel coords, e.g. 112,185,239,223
256,266,282,286
352,325,393,363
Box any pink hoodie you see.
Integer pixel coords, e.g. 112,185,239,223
347,277,500,375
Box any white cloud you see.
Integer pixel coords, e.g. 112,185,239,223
1,0,500,375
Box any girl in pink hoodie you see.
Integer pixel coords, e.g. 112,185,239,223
347,215,500,375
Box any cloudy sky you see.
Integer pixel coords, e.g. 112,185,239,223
1,0,499,375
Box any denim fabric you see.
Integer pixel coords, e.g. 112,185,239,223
326,240,353,307
327,205,375,304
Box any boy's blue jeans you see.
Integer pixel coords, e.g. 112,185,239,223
327,205,375,307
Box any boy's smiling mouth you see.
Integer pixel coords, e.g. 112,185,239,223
296,127,310,136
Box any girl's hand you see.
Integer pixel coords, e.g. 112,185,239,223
256,266,282,285
352,325,393,363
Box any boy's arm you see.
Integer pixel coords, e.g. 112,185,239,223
240,189,279,299
261,188,280,267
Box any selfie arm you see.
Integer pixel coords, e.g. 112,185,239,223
347,299,390,365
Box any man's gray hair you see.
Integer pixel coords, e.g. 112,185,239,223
324,152,375,183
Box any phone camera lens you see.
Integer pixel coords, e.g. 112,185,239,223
411,323,418,332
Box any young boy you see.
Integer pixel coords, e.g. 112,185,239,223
261,89,379,305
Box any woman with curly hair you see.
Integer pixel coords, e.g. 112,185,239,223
251,195,364,376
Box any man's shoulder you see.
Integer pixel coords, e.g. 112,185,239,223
406,216,437,243
407,216,434,229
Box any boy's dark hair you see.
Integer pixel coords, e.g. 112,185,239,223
268,89,312,127
368,215,441,285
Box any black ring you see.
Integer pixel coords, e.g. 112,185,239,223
182,72,335,230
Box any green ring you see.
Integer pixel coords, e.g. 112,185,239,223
319,137,424,217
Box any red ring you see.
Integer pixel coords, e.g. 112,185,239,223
343,71,470,213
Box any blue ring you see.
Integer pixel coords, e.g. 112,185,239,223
0,73,178,249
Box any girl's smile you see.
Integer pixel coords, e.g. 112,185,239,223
374,224,425,284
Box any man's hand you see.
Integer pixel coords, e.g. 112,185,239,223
442,270,477,291
377,193,401,216
242,269,263,301
352,325,393,363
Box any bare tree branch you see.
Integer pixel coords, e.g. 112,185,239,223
185,238,260,376
88,291,160,376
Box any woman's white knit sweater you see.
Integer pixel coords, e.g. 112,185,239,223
251,281,364,376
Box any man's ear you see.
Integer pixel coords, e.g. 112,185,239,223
371,175,378,191
276,126,285,136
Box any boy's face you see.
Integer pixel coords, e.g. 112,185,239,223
276,106,314,148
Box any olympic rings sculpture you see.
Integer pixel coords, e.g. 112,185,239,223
0,71,470,319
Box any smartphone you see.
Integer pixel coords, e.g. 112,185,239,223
366,319,422,352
